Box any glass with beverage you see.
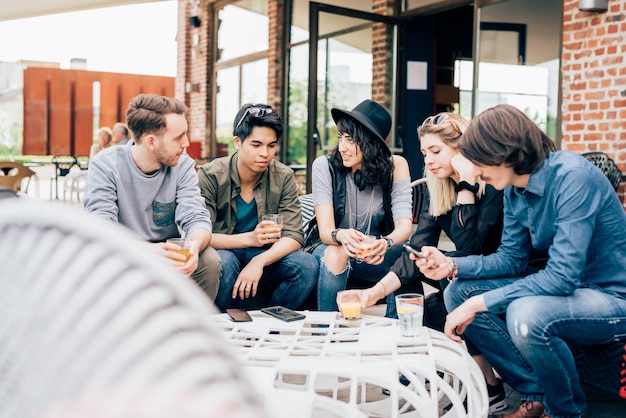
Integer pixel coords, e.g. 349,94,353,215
261,214,283,242
395,293,424,337
355,234,377,263
166,238,198,263
337,289,363,320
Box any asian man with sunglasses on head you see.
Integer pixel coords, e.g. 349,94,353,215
197,103,318,312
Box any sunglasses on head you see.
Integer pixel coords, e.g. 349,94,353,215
421,113,448,128
235,106,274,131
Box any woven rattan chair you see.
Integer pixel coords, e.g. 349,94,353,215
0,201,266,418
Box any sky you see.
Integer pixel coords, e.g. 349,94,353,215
0,1,178,77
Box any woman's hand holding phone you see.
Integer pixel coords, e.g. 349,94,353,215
404,245,451,281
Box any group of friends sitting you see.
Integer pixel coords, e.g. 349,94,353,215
80,93,626,418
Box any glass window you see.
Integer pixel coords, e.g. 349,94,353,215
473,0,561,138
217,3,268,62
287,44,309,164
215,67,240,156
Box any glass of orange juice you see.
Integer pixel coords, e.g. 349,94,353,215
337,289,363,320
166,238,197,263
261,214,283,242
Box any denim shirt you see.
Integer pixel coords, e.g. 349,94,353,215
456,151,626,313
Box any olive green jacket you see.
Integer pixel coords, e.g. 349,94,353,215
197,153,304,246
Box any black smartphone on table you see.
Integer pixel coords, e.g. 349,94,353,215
226,308,253,322
403,243,440,267
261,306,306,322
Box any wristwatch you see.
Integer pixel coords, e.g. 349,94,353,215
383,236,393,249
454,181,479,194
331,228,341,245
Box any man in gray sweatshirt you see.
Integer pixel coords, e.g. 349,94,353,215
84,94,220,300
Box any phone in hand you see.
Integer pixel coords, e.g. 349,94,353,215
261,306,306,322
226,308,253,322
403,244,440,267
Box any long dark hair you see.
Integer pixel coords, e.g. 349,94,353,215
460,104,556,175
330,117,393,186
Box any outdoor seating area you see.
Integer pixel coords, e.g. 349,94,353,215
3,147,623,416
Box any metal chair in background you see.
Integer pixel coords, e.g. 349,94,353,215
410,177,428,225
0,201,267,418
50,155,77,199
582,151,623,191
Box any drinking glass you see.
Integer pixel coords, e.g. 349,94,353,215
262,214,283,242
355,234,376,263
395,293,424,337
337,290,363,320
166,238,198,263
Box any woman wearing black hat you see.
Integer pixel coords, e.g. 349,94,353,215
311,99,413,316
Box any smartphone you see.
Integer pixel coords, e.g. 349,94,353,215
261,306,306,322
403,244,440,267
226,308,253,322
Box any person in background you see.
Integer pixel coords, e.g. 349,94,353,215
89,126,113,159
313,99,413,317
112,122,131,146
417,104,626,418
360,112,507,414
197,103,318,311
84,93,221,300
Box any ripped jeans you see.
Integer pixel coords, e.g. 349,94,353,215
313,243,405,317
444,277,626,418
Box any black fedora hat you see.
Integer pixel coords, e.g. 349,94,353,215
331,99,392,145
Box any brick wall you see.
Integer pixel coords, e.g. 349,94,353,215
371,0,394,109
268,1,284,115
176,0,213,159
561,0,625,206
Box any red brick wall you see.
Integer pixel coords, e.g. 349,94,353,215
561,0,625,206
268,1,284,115
371,0,394,109
177,0,213,159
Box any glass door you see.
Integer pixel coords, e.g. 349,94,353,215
306,3,398,192
471,0,561,138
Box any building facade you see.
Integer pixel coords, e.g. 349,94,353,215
176,0,625,206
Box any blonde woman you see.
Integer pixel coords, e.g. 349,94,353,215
361,112,507,414
90,126,113,158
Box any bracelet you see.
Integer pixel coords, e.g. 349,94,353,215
446,257,458,282
454,181,479,194
331,228,341,245
378,281,387,297
383,236,393,249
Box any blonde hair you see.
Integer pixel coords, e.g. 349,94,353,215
97,126,113,147
417,113,486,217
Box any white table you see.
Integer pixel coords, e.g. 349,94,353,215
212,310,488,418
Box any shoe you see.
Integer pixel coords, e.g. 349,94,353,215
487,378,508,414
381,374,411,395
493,401,544,418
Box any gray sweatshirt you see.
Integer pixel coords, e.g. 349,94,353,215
83,142,212,242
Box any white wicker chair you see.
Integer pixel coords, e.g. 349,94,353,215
0,200,266,418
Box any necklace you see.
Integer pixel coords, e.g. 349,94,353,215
346,177,374,234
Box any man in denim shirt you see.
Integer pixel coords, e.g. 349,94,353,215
197,104,318,311
415,105,626,418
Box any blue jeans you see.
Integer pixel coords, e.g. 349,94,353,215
444,278,626,418
313,244,399,317
214,248,318,312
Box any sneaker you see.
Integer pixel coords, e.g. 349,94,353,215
488,378,508,414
